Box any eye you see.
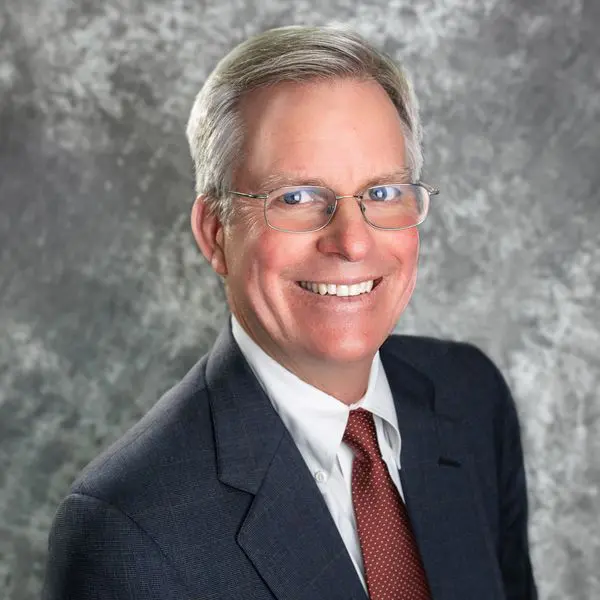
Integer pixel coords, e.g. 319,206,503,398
367,185,402,201
276,187,328,205
280,189,312,205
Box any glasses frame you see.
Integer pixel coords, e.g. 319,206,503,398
227,181,440,233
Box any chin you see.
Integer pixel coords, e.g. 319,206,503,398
306,332,380,364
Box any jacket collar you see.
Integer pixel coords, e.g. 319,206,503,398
206,322,439,493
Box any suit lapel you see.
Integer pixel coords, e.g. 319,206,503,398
237,433,368,600
206,324,367,600
380,340,504,600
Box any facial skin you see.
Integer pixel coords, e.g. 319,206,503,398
192,78,420,404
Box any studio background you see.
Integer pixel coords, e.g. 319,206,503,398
1,1,598,599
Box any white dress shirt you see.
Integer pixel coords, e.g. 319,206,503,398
231,315,404,590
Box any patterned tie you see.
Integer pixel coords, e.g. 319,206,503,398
343,408,432,600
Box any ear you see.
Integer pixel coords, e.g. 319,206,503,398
190,195,228,277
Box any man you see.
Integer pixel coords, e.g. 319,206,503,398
43,26,537,599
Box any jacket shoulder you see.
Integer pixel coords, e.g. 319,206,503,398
382,333,515,420
383,333,502,377
71,354,215,510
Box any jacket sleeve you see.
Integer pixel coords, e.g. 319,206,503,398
493,366,538,600
42,493,194,600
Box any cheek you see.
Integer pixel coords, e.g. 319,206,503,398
389,228,420,269
226,221,307,287
254,235,314,290
408,231,420,264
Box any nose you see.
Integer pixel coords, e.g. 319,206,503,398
315,197,372,261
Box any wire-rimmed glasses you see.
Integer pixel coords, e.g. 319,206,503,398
228,182,439,233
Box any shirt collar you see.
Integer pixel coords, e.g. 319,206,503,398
230,315,401,476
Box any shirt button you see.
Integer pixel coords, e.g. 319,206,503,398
315,470,327,483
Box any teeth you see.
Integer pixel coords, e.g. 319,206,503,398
299,280,376,297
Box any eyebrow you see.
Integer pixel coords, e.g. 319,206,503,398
256,168,412,192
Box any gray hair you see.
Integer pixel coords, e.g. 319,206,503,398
186,25,423,223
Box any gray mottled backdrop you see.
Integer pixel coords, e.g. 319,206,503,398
1,0,598,598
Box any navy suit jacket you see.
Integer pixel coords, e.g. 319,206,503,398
43,323,537,599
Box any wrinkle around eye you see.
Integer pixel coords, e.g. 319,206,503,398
232,199,266,232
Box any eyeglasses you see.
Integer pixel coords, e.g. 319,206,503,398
228,182,440,233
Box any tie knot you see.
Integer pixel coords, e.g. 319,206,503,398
343,408,380,461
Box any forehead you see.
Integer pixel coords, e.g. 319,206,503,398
235,78,407,190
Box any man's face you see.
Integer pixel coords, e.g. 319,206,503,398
218,78,419,368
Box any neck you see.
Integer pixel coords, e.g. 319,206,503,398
295,361,372,405
275,350,373,405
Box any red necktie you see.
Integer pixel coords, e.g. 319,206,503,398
343,408,432,600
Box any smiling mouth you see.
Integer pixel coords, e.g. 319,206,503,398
296,277,383,297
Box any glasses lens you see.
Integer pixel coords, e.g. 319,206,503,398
266,186,336,232
362,184,427,229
